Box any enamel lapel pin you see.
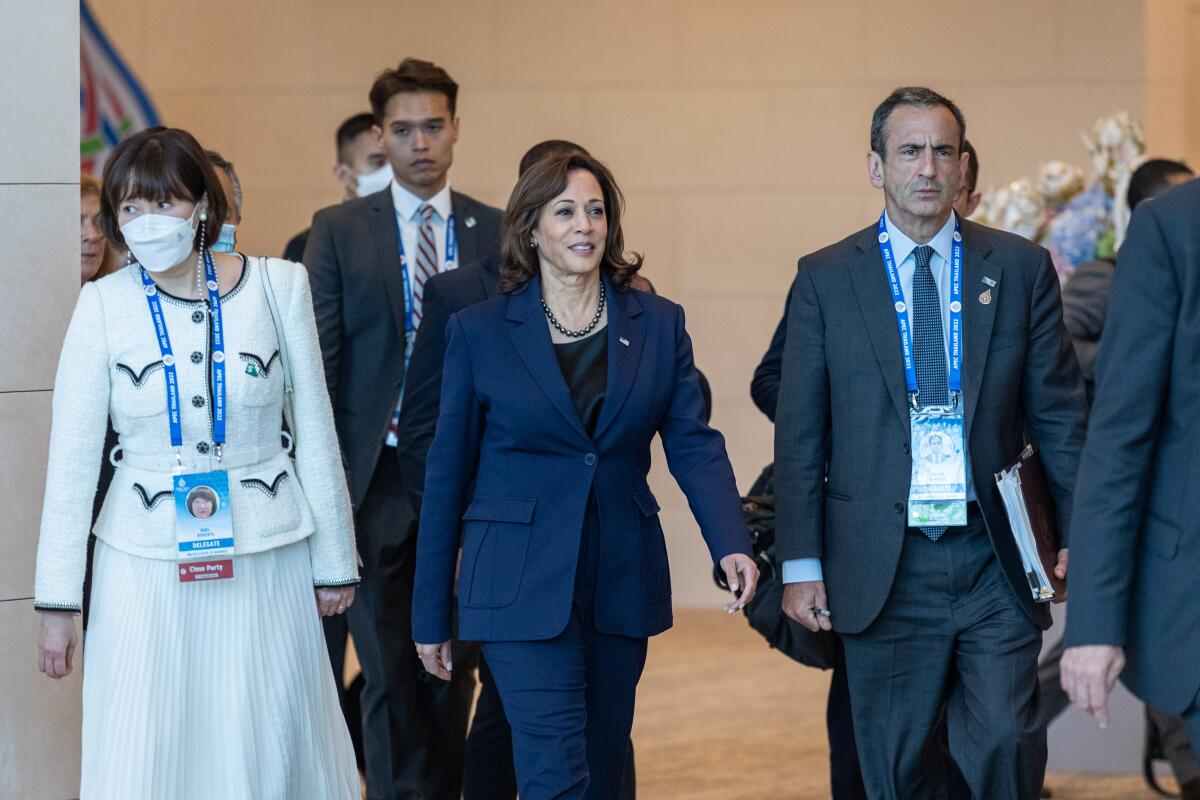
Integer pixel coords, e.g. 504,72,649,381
619,337,630,347
979,276,997,306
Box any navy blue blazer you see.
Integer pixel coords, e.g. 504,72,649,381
412,274,752,644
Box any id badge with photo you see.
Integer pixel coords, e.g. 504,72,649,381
908,407,968,527
173,470,235,582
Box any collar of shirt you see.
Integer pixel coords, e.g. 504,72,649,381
883,208,958,270
391,180,453,225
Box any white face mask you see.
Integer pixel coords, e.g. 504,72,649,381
121,206,200,272
355,163,394,197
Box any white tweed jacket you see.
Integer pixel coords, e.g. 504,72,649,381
34,258,358,612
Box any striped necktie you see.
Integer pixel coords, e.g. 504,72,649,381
411,203,438,326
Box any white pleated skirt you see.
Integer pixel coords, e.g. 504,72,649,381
80,538,360,800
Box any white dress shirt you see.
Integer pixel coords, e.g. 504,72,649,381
783,210,975,585
390,179,456,326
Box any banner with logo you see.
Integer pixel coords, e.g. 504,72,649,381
80,0,160,176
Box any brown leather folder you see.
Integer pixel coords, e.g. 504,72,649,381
1001,443,1065,598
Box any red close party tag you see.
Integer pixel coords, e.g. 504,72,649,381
178,559,235,583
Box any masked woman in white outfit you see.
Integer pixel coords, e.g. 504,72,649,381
34,127,361,799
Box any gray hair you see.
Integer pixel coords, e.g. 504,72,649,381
870,87,966,159
204,149,243,217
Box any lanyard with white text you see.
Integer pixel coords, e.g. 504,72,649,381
397,212,457,335
139,251,226,462
876,210,963,407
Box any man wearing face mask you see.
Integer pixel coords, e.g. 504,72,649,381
284,113,390,263
206,150,242,255
303,60,502,800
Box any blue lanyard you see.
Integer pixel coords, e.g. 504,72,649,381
876,211,963,407
397,212,456,335
139,251,226,460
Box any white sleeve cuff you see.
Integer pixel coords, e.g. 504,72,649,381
782,558,823,584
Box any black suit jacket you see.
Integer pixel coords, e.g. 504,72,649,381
396,254,502,513
283,228,309,264
302,186,501,511
1060,257,1116,406
1064,178,1200,714
750,278,795,422
774,218,1087,634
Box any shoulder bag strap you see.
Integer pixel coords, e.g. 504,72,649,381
258,256,297,449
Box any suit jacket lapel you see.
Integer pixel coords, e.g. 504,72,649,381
368,188,409,344
507,277,592,442
960,221,998,435
452,192,481,266
847,227,911,430
591,278,645,441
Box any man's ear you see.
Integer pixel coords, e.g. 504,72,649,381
867,152,885,189
333,163,355,195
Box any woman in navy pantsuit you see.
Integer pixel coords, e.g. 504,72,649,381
413,152,757,799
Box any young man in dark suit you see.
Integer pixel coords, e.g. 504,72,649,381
303,58,501,800
774,87,1087,799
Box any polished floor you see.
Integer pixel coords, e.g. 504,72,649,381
631,609,1175,799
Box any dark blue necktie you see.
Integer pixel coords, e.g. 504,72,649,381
912,244,948,541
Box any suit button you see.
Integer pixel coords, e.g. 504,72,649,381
584,453,597,466
894,502,905,515
192,395,205,408
191,309,205,324
197,441,210,454
191,351,204,364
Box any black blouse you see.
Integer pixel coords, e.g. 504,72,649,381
554,328,608,436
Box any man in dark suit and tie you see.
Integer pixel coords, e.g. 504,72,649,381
1060,177,1200,751
774,87,1087,798
751,140,981,800
303,57,501,800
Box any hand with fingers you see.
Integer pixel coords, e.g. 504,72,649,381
315,586,356,618
719,553,759,614
1060,644,1125,729
416,641,454,681
38,611,79,680
1051,547,1068,603
782,580,834,633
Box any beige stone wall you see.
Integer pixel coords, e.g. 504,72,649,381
0,2,84,796
84,0,1160,607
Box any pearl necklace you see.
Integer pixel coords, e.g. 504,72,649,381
542,282,606,338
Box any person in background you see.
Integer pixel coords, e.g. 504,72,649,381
206,149,242,254
1060,158,1193,405
284,112,389,263
749,139,982,800
303,58,502,800
412,150,757,798
81,173,109,284
35,126,359,799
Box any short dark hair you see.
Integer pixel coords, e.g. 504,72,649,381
498,152,642,294
98,127,229,253
870,86,966,159
336,112,377,164
205,149,242,217
518,140,590,177
369,58,458,124
963,139,979,194
1127,158,1193,210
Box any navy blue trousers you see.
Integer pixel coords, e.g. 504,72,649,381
481,497,648,800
